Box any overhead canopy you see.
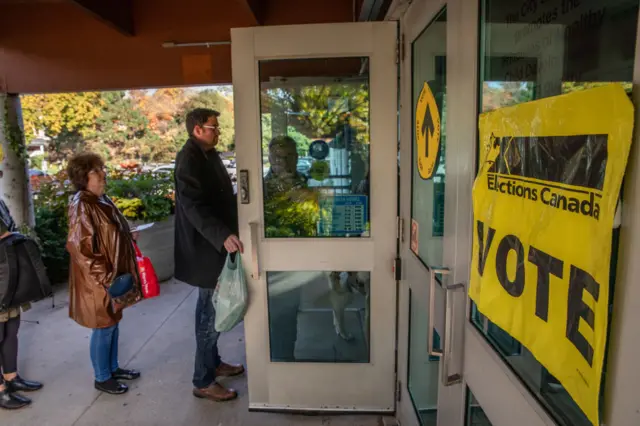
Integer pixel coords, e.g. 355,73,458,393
0,0,391,94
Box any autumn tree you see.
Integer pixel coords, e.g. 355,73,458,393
178,89,235,151
130,88,189,160
561,81,633,94
21,92,103,163
21,86,237,166
21,92,103,142
261,83,369,145
482,82,535,112
88,91,158,164
293,83,370,144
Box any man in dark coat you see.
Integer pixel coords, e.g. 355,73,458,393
174,108,245,402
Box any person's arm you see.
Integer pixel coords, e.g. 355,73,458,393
66,201,112,288
0,200,17,233
175,151,234,253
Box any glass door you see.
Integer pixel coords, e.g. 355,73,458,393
231,22,398,411
396,1,468,425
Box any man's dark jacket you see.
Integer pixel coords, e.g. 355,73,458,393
174,139,238,288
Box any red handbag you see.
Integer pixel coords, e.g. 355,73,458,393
134,242,160,299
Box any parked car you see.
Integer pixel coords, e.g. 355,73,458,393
29,169,47,177
152,164,175,174
153,159,237,181
297,158,312,176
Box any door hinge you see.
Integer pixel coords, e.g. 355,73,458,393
396,380,402,402
397,216,405,242
393,257,402,281
396,33,405,64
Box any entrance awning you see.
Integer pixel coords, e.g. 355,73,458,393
0,0,391,94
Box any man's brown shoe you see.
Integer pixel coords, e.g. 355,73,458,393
193,383,238,401
216,362,245,377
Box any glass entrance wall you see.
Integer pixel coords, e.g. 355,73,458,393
474,0,638,424
466,388,494,426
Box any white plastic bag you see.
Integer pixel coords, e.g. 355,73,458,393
213,253,248,332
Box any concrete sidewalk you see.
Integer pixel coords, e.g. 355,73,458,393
1,280,385,426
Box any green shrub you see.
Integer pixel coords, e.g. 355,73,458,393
32,167,176,283
35,206,69,284
30,154,44,170
107,168,175,222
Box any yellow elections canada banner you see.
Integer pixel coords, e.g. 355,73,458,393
470,84,634,425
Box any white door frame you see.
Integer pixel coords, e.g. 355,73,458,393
231,22,399,412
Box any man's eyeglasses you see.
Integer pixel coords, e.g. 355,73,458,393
202,125,220,133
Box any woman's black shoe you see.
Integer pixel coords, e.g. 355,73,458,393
94,378,128,395
112,368,141,381
0,388,30,410
7,375,43,392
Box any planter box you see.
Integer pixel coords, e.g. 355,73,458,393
131,215,175,282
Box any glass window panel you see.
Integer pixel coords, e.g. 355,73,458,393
411,9,447,268
408,290,440,426
476,0,637,424
259,58,371,238
466,388,494,426
267,271,370,363
407,8,447,426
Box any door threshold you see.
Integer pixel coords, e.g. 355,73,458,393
248,404,394,416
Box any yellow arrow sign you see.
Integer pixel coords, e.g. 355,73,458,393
415,82,441,180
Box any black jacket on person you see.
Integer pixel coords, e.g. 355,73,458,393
0,200,17,234
174,138,238,289
0,199,51,311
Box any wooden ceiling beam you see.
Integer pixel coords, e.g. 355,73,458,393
242,0,266,25
69,0,134,36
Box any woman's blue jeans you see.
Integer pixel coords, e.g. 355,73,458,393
90,323,119,383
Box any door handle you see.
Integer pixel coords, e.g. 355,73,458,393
442,280,464,386
428,268,448,358
249,222,260,279
428,267,464,386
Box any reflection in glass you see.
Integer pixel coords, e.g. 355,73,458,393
477,0,637,424
267,271,370,363
259,58,370,238
466,388,493,426
407,8,447,426
411,9,447,268
408,290,439,426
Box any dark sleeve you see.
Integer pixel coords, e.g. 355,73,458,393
0,200,17,232
175,151,233,252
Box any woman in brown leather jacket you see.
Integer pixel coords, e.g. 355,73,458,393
66,153,143,395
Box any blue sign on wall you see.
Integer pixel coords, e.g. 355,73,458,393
318,195,368,236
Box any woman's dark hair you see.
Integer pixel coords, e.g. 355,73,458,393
67,152,105,191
